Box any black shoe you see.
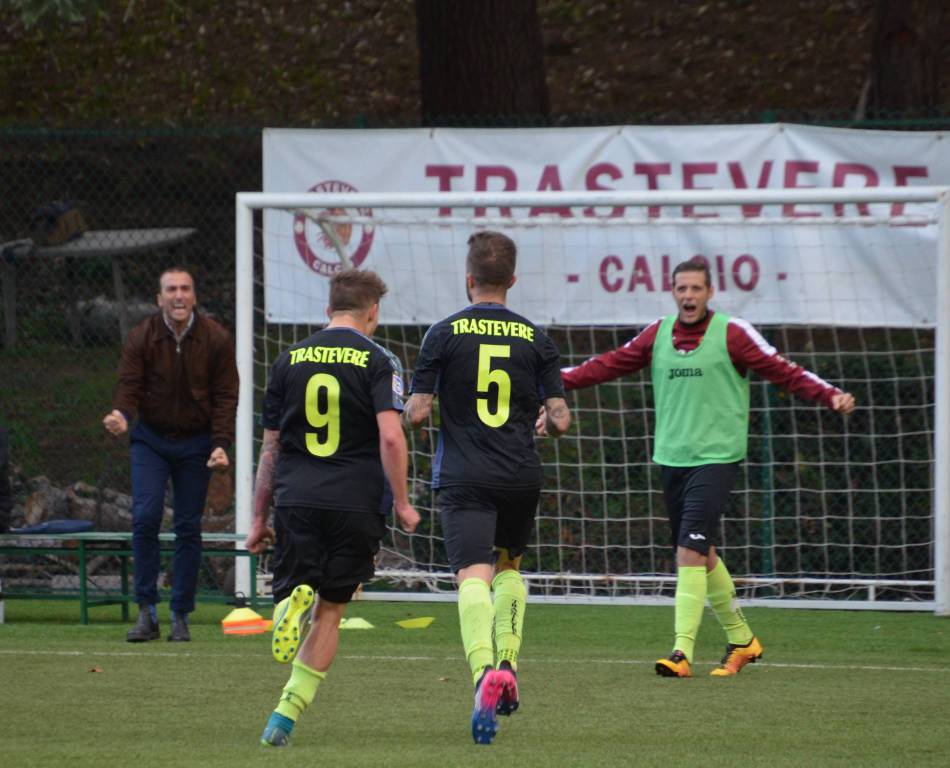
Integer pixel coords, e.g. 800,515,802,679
167,613,191,642
496,661,520,716
126,607,160,642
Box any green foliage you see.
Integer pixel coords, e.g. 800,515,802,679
0,341,128,488
8,0,99,27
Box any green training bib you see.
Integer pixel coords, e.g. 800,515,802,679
650,312,749,466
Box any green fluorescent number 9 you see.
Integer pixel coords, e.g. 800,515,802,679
305,373,341,456
476,344,511,428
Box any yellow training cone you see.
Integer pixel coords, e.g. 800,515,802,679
396,617,435,629
339,617,374,630
222,606,272,635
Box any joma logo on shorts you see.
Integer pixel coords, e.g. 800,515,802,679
668,367,704,380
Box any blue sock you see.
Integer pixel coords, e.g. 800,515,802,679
147,604,158,622
174,612,189,625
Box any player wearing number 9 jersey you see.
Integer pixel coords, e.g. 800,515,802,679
245,269,419,747
263,315,404,516
404,231,571,745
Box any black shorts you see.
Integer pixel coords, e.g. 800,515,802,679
437,485,540,573
660,463,740,556
271,506,386,604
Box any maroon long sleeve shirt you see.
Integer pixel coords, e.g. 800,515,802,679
561,310,842,407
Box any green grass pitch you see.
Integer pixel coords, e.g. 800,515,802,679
1,600,948,768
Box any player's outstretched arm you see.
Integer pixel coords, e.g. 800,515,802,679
535,397,571,437
245,428,279,553
729,319,855,414
377,410,420,533
560,321,657,391
831,392,856,414
402,393,434,431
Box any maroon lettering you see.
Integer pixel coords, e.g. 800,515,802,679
715,255,726,291
683,162,718,218
601,253,759,294
727,161,774,218
474,165,517,217
600,255,624,292
634,163,672,218
783,161,820,218
426,165,464,216
831,163,878,216
626,255,655,292
732,254,760,291
892,166,929,216
583,162,624,218
530,165,572,217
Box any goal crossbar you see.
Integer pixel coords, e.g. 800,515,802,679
235,187,950,614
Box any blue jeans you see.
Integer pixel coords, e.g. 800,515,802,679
130,422,212,614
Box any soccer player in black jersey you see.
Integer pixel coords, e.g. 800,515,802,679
245,269,419,747
404,231,571,745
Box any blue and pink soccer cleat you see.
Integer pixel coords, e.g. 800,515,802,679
471,668,503,744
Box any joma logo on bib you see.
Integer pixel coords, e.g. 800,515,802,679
668,367,704,380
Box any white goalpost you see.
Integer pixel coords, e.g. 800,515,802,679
234,188,950,615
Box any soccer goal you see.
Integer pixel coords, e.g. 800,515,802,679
234,188,950,615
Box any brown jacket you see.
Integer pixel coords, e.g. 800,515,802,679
112,312,239,449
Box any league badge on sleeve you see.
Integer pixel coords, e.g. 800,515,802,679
392,371,404,397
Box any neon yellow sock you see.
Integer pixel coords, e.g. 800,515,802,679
275,658,326,721
707,559,754,645
492,569,526,670
674,566,707,662
458,577,494,684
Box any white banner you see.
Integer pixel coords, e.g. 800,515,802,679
262,125,946,326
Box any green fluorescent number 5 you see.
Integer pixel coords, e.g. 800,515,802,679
476,344,511,428
305,373,341,456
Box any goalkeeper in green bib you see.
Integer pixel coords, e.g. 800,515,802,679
559,258,855,677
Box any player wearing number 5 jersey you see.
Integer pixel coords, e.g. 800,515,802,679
404,231,571,745
245,269,419,747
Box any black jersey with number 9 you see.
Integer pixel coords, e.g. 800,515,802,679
261,327,404,513
410,303,563,490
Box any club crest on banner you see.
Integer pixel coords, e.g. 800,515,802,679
292,180,375,276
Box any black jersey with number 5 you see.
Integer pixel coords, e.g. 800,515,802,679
410,303,564,490
261,327,404,513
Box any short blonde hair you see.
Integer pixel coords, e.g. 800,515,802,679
329,269,388,312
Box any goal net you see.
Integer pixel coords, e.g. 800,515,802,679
235,189,950,613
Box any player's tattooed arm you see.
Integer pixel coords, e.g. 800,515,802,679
536,396,571,438
245,429,280,553
402,393,434,430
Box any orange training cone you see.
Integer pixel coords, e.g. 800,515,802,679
222,606,272,635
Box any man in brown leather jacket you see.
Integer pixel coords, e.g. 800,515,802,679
103,267,238,642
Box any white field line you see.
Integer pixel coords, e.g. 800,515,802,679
0,648,948,675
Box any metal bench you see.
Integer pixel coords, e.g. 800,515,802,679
0,531,265,623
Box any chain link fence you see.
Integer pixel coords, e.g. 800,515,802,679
1,116,946,537
0,129,259,510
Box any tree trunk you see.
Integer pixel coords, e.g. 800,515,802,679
415,0,550,125
868,0,940,117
